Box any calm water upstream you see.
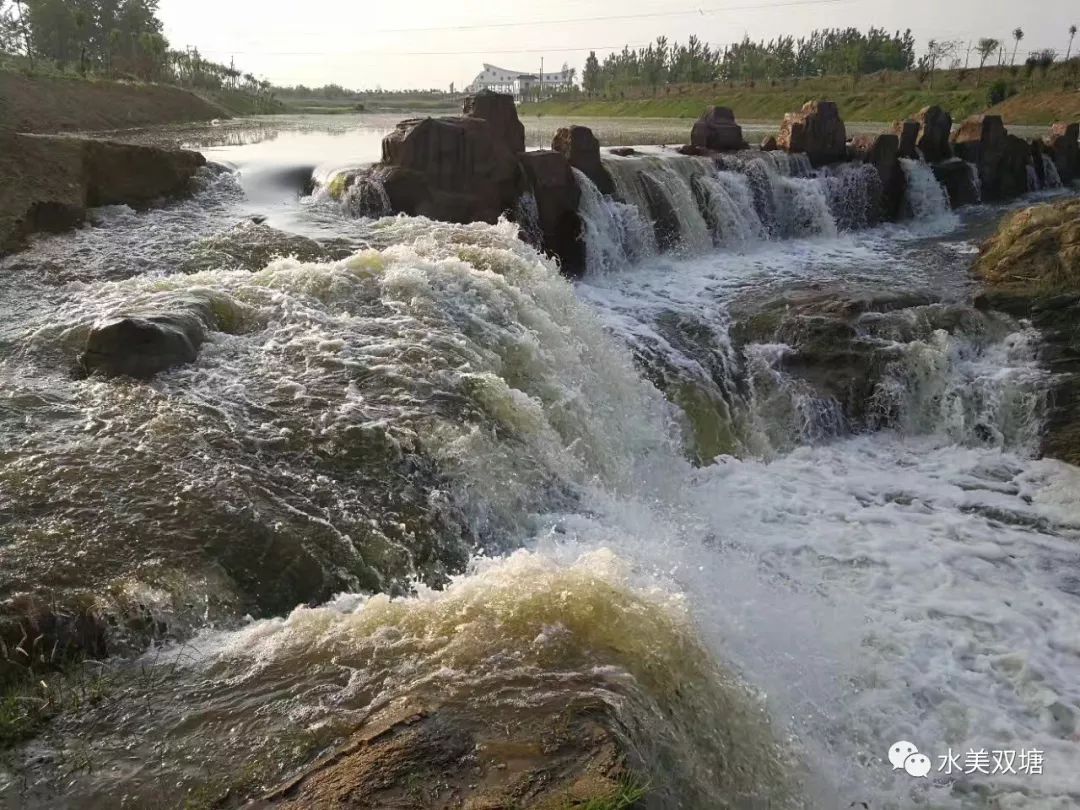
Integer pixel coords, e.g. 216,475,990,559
0,114,1078,808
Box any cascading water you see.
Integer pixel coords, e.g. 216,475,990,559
1041,154,1063,189
513,189,544,247
966,160,983,202
4,121,1080,810
574,168,657,274
1027,163,1041,192
900,157,953,221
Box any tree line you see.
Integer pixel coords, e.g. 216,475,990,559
0,0,270,97
581,28,916,95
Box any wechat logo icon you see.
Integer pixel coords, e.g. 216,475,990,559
889,740,932,778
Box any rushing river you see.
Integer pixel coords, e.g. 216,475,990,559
0,116,1078,809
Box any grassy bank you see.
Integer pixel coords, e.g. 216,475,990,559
521,64,1080,126
0,69,284,134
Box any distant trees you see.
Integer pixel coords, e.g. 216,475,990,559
577,28,915,98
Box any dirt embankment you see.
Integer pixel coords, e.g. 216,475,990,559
0,71,227,135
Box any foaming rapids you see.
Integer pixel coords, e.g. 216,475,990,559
900,157,954,222
4,171,1080,810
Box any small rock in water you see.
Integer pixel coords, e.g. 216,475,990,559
80,314,207,380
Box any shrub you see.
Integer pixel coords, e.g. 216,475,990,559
987,79,1014,106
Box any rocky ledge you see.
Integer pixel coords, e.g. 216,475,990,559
0,133,205,254
339,91,1077,279
973,198,1080,463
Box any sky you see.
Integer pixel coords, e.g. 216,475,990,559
157,0,1079,90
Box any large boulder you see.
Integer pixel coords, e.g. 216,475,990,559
892,120,920,159
778,100,847,167
0,133,205,254
1045,122,1079,185
380,116,523,223
848,133,903,220
973,199,1080,463
80,309,211,379
519,150,585,278
462,89,525,154
552,125,615,195
914,106,953,163
690,106,746,152
931,159,980,208
952,115,1029,201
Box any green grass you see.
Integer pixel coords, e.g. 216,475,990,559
578,777,650,809
521,62,1080,125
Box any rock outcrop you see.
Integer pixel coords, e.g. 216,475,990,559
778,100,847,166
973,198,1080,464
462,88,525,155
914,105,953,163
893,120,920,159
247,701,642,810
380,116,523,224
951,114,1032,201
1045,122,1079,185
552,124,615,194
849,132,903,220
0,133,206,254
932,159,981,208
690,106,746,152
519,150,585,278
760,135,779,151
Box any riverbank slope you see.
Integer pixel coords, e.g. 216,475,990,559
0,71,271,134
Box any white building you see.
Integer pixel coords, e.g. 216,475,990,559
465,63,576,100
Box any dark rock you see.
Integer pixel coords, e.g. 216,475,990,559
690,106,746,152
462,90,525,154
1045,122,1079,185
380,116,522,223
778,100,847,167
181,222,347,273
80,304,216,379
610,147,637,157
914,106,953,163
931,159,980,208
849,133,904,220
519,150,585,278
893,120,921,159
952,115,1029,201
552,125,615,195
677,143,709,156
761,135,779,151
0,133,205,255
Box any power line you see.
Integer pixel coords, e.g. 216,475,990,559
198,43,655,57
353,0,853,35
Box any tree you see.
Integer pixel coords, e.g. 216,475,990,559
919,39,956,88
1011,27,1024,65
582,50,601,96
1068,25,1077,60
975,37,999,85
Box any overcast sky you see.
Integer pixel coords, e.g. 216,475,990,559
158,0,1079,90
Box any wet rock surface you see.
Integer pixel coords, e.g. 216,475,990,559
552,124,615,195
0,133,205,254
519,150,585,278
779,100,847,167
973,198,1080,463
690,106,746,152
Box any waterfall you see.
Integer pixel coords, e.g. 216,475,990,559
692,171,768,248
514,191,544,248
899,158,951,221
574,169,657,275
1026,164,1040,192
819,163,882,231
965,161,983,203
1041,155,1063,189
342,171,391,218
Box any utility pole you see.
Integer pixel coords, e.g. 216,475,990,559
964,40,972,69
540,56,544,102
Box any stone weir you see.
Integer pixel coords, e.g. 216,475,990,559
342,93,1079,277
